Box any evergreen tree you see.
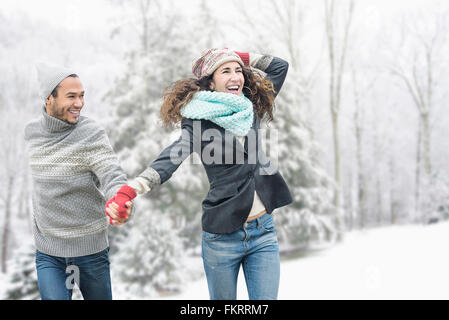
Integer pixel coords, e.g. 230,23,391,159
1,242,39,300
111,208,184,298
268,66,339,250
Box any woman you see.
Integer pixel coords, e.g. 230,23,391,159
106,48,292,300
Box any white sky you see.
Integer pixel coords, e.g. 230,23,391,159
1,0,442,31
1,0,118,31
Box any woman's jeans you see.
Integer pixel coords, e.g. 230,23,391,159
202,213,280,300
35,248,112,300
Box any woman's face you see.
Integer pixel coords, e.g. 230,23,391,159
210,61,245,96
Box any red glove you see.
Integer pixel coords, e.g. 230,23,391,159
114,185,137,219
234,51,250,66
105,185,137,224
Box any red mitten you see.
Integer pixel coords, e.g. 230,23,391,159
114,185,137,219
234,51,250,67
105,196,116,224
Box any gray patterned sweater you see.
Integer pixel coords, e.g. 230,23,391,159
24,107,127,257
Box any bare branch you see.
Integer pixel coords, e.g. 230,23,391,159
390,66,422,112
335,0,355,113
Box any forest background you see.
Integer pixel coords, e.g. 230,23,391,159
1,0,448,299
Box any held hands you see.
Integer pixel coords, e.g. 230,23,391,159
105,185,137,226
106,201,133,226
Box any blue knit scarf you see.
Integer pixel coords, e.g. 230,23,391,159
181,91,254,136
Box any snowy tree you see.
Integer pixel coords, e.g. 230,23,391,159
431,173,449,221
272,75,338,248
388,9,449,223
0,62,36,273
323,0,355,231
111,207,185,298
0,242,39,300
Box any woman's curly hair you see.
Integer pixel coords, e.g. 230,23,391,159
160,66,276,127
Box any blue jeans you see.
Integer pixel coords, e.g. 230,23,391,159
201,213,280,300
35,248,112,300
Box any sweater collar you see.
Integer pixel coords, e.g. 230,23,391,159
41,105,77,133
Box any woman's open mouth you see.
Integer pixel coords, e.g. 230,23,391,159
226,86,241,95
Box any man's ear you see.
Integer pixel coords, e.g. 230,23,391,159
46,94,54,109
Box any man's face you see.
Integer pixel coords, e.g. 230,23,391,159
46,76,85,124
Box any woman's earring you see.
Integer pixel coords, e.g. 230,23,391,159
243,86,253,96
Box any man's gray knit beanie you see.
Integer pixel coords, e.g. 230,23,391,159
36,62,76,101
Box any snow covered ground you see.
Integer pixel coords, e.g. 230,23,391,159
160,221,449,300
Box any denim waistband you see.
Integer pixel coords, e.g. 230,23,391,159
244,212,272,228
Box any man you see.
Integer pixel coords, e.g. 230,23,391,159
24,63,135,300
